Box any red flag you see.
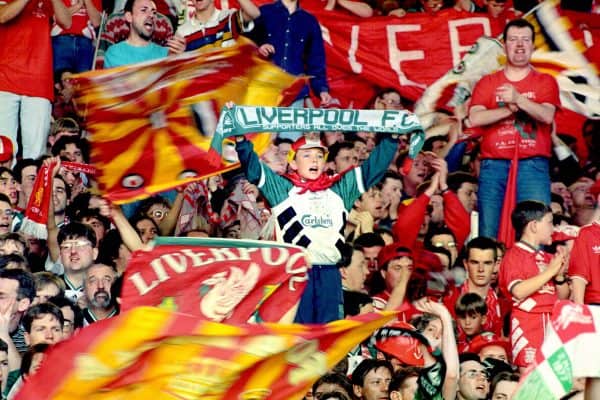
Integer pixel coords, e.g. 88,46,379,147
120,237,309,323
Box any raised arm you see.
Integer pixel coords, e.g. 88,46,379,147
0,0,29,23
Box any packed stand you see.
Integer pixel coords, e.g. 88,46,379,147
0,0,599,397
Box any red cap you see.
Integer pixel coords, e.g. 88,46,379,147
377,244,412,269
551,225,580,242
466,332,511,359
413,249,444,273
286,136,328,163
374,322,430,367
0,136,14,162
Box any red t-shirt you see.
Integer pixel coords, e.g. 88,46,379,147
443,281,502,336
51,0,102,39
498,241,558,313
0,0,54,100
470,68,560,160
569,222,600,304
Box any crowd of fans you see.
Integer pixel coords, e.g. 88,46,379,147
0,0,599,398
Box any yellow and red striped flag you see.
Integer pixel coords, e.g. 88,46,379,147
15,307,398,400
71,40,306,204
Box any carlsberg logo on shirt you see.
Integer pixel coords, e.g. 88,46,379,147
301,214,334,228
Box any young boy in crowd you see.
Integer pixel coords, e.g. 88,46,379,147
235,130,401,323
455,292,488,352
499,201,569,370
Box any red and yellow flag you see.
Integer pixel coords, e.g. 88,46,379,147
71,40,306,204
16,307,397,400
120,237,309,323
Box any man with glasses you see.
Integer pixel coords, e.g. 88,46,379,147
457,354,489,400
56,222,98,306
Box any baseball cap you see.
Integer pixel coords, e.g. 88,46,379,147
0,136,14,162
373,322,431,367
466,332,511,358
377,244,412,269
551,224,580,243
286,136,328,163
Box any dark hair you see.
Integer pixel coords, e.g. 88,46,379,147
459,352,482,366
57,222,97,247
13,159,40,184
343,290,373,317
22,302,64,333
312,373,353,398
48,295,84,329
96,229,123,268
410,313,440,333
389,366,421,393
465,236,498,260
124,0,136,13
511,200,552,241
20,343,50,377
447,172,478,193
351,359,393,387
0,167,16,181
422,135,447,152
455,292,487,318
0,253,29,271
319,392,351,400
75,208,111,231
0,268,35,302
0,338,7,354
328,141,356,162
337,243,354,268
490,371,520,395
129,214,160,238
503,19,535,43
354,232,385,250
137,195,171,218
51,136,90,164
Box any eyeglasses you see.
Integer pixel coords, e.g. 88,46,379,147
0,209,14,217
433,241,457,249
150,210,168,219
60,239,92,252
461,369,489,380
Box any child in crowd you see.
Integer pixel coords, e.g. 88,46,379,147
235,130,401,323
499,201,569,370
455,292,488,352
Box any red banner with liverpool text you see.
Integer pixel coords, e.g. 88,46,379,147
120,237,309,323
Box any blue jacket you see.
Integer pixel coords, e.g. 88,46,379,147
249,0,329,99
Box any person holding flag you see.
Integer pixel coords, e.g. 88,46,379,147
235,128,401,324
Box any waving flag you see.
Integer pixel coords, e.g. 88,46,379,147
513,301,600,400
15,307,398,400
72,40,306,204
120,237,309,323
